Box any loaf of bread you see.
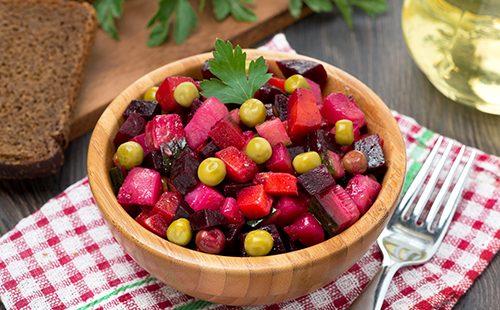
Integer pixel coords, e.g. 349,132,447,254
0,0,97,178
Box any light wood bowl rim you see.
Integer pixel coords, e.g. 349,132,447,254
88,50,406,273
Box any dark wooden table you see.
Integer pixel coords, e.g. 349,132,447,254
1,0,498,309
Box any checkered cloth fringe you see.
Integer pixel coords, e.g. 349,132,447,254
0,35,498,310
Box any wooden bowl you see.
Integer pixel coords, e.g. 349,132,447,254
88,50,406,305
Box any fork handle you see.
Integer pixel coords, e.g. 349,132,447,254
350,264,400,310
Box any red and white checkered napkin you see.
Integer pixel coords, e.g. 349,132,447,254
1,35,499,310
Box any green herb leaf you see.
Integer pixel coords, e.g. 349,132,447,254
94,0,124,40
304,0,334,12
288,0,387,28
174,0,198,44
147,0,198,47
211,0,257,22
332,0,354,28
212,0,231,20
200,39,272,104
229,0,257,22
289,0,303,18
349,0,388,16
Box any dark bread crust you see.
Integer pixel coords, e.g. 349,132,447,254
0,0,97,179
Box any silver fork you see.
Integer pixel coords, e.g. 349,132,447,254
351,136,477,310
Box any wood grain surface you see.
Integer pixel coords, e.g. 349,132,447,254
1,0,498,308
69,0,308,140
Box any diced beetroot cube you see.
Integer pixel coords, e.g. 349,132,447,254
287,145,306,159
306,78,322,105
135,211,169,237
117,167,162,207
198,140,219,158
189,209,226,231
254,84,284,103
298,165,335,195
145,114,185,150
236,184,272,219
152,192,181,225
324,150,345,179
215,147,258,183
242,131,254,144
114,113,146,146
345,175,381,214
284,213,325,246
209,118,246,150
130,133,151,156
174,201,195,220
156,76,196,112
123,100,160,120
316,185,360,232
268,77,285,92
185,97,229,150
277,59,327,87
185,98,203,124
224,223,244,255
170,149,200,195
287,88,322,140
307,129,336,154
228,108,240,125
266,143,293,173
264,104,275,119
185,184,224,211
254,172,298,196
354,134,386,170
223,182,253,197
255,118,291,146
220,197,244,224
274,94,289,121
272,196,308,227
321,93,366,128
201,60,215,79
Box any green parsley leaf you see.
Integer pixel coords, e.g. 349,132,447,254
288,0,387,28
147,0,198,47
333,0,353,28
94,0,124,40
349,0,388,16
304,0,334,12
200,39,272,104
228,0,257,22
212,0,231,21
174,0,198,44
289,0,303,18
211,0,257,22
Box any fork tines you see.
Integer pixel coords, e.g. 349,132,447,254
398,136,477,232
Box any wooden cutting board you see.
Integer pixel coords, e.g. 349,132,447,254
69,0,307,140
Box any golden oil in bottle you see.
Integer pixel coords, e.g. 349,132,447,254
402,0,500,115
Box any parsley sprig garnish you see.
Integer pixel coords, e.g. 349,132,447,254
200,39,271,104
94,0,124,40
94,0,388,46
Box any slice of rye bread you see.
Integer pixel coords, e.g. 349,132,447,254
0,0,97,179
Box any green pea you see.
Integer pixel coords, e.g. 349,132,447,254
245,137,272,164
335,119,354,145
244,229,274,256
239,98,266,127
292,151,322,174
143,86,158,101
167,218,192,246
173,82,199,107
116,141,144,170
198,157,227,186
284,74,310,94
